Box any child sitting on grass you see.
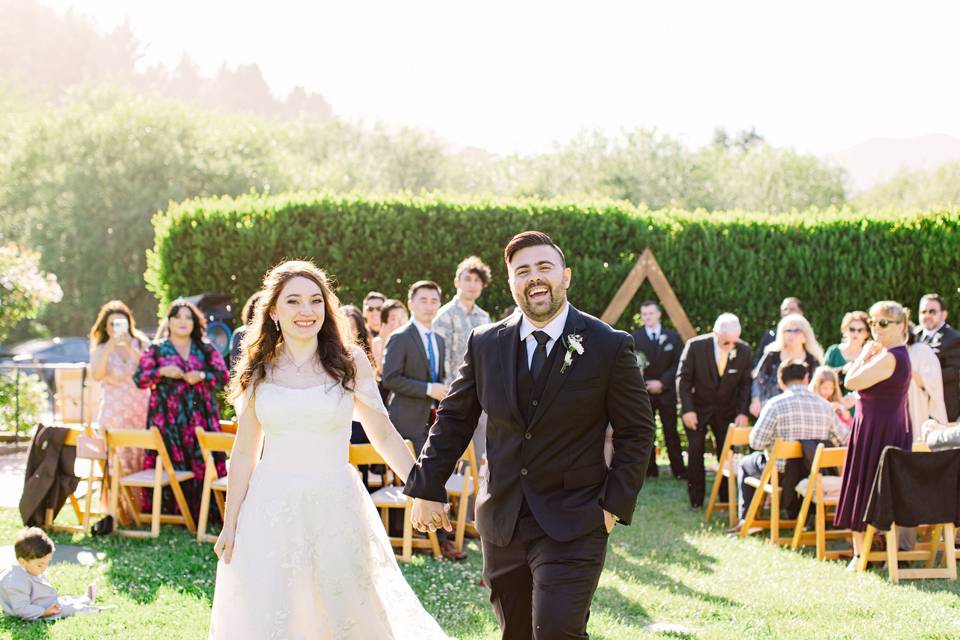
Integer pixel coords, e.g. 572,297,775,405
0,527,99,620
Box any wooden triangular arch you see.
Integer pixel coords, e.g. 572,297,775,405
600,248,697,342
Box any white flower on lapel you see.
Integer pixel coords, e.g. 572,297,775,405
931,334,942,352
562,334,584,374
728,348,737,361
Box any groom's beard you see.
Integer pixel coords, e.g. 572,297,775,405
514,280,566,323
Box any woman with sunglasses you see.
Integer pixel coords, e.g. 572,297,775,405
824,311,870,395
834,301,913,568
750,314,823,416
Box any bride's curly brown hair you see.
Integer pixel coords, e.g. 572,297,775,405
227,260,357,404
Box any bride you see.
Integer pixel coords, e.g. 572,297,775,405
208,260,452,639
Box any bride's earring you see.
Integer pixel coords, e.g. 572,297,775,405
274,319,280,333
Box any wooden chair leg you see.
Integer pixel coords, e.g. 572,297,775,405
428,530,441,559
82,460,96,530
791,486,814,551
740,467,772,539
703,451,726,523
944,524,957,580
151,466,163,538
726,465,737,527
886,526,899,583
120,486,142,526
109,453,121,523
68,494,83,522
165,464,196,532
454,493,468,552
926,524,944,568
770,476,781,543
197,471,213,542
401,504,413,562
858,526,876,572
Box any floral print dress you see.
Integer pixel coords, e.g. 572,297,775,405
134,339,229,518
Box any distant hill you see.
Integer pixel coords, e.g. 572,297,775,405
826,134,960,193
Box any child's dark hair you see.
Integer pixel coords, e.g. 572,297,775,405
15,527,54,560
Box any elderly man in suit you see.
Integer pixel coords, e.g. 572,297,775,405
381,279,465,561
916,293,960,421
631,300,685,479
677,313,752,509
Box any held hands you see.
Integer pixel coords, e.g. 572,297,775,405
183,370,205,385
213,525,236,563
427,383,449,402
157,365,184,379
410,498,453,533
681,411,698,430
42,603,62,617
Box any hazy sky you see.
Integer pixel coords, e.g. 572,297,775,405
41,0,960,156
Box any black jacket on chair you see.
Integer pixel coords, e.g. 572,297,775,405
19,424,80,527
404,305,656,546
865,446,960,531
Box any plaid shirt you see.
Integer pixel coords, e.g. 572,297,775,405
749,384,851,470
432,298,491,385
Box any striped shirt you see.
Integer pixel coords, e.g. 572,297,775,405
749,384,851,470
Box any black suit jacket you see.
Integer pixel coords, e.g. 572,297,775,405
915,323,960,421
676,333,753,423
631,327,682,397
404,305,656,546
381,322,446,438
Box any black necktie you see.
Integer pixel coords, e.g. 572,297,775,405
530,331,550,380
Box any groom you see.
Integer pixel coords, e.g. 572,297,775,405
406,231,655,639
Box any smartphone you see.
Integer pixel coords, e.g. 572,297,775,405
111,317,129,336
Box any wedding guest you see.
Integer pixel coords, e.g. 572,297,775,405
134,299,229,519
921,418,960,450
914,293,960,421
371,300,408,374
809,366,852,428
433,256,492,463
729,360,850,533
751,314,823,415
341,305,374,362
754,297,803,366
381,281,464,560
904,316,948,441
824,311,870,412
835,301,913,568
677,313,752,509
229,291,263,369
88,300,151,518
631,300,685,479
362,291,386,338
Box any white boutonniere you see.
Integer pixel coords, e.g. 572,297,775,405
728,348,737,361
562,334,584,374
930,334,942,352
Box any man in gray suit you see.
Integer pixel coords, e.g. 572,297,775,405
382,280,466,560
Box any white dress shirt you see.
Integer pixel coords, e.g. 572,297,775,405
645,324,662,342
518,303,570,369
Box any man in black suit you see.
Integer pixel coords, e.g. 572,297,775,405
676,313,752,509
405,231,655,640
631,300,685,479
916,293,960,421
382,280,465,561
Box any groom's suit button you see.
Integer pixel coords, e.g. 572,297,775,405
520,468,528,476
524,433,532,440
532,400,539,406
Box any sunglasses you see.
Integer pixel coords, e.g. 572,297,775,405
868,318,902,328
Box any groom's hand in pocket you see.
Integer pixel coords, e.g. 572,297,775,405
411,499,452,533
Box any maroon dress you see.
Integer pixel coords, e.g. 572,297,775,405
834,345,912,532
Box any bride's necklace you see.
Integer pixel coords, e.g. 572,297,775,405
282,348,315,377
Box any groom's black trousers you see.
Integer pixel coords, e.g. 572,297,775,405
482,502,608,640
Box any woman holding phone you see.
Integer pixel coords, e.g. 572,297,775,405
89,301,151,515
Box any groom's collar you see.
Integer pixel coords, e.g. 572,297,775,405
519,302,570,345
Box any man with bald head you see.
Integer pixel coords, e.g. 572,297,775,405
676,313,753,509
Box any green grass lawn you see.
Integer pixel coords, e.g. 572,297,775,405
1,475,959,639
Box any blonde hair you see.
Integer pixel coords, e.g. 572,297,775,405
809,366,843,403
765,313,824,363
869,300,908,324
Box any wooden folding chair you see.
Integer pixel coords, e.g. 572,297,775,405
790,444,851,560
43,426,107,533
445,440,479,552
53,368,100,426
195,427,235,543
107,427,196,538
349,442,441,562
739,439,804,544
704,425,751,526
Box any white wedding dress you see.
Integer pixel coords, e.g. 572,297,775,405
208,348,452,639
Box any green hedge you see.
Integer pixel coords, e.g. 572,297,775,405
145,193,960,348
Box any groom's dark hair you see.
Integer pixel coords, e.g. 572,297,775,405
504,231,566,267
